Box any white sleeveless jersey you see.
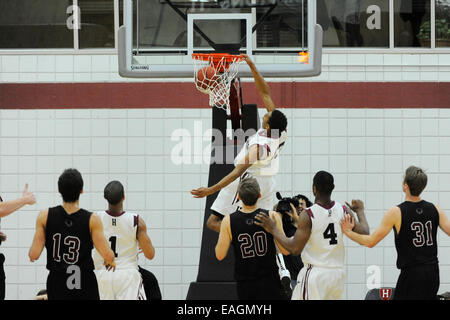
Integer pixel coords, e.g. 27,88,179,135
93,211,139,271
301,202,346,268
233,128,287,177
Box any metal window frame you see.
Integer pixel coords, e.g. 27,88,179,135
0,0,449,55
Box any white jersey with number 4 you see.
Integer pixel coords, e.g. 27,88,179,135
93,210,139,271
301,201,346,268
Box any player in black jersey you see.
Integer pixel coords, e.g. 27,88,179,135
29,169,116,300
215,177,289,300
341,166,450,300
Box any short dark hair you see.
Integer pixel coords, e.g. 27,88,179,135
313,171,335,196
404,166,427,196
295,194,312,207
104,180,125,205
58,169,83,203
268,110,288,134
238,177,260,206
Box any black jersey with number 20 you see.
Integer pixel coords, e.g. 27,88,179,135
45,206,95,272
230,209,278,281
394,200,439,269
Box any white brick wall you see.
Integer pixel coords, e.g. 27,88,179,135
0,108,449,300
1,52,450,82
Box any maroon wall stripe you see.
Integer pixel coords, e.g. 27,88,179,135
0,82,449,109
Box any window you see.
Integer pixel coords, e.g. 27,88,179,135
436,0,450,47
319,0,390,47
394,0,431,47
79,0,115,48
0,0,74,48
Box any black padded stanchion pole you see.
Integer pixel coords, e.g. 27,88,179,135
186,82,259,300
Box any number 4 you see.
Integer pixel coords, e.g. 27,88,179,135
323,223,338,245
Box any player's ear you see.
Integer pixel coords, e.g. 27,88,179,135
258,193,262,199
80,189,84,195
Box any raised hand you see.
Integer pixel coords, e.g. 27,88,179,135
345,199,364,213
286,203,301,225
22,184,36,205
340,214,355,235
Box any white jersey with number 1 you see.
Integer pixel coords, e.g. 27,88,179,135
93,210,146,300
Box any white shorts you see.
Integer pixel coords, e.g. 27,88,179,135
210,174,276,216
292,264,345,300
95,268,146,300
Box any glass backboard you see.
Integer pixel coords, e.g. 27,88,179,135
118,0,322,78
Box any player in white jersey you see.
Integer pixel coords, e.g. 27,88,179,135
256,171,370,300
93,181,155,300
191,54,288,232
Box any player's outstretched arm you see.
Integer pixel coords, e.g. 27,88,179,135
215,215,232,261
255,205,311,256
0,184,36,218
345,200,370,235
90,213,116,270
269,211,290,256
191,145,258,198
29,209,48,262
340,206,399,248
435,205,450,236
243,55,276,112
137,216,155,260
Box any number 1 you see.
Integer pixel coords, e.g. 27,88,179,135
109,236,118,257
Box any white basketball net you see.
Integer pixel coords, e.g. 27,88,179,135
192,54,244,111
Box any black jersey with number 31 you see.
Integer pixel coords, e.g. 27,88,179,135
45,206,95,272
230,209,278,281
394,200,439,269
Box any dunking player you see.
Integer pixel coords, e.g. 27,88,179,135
256,171,370,300
215,178,289,300
341,166,450,300
29,169,115,300
190,54,290,283
93,180,155,300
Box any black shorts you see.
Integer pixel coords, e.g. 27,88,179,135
0,253,5,300
46,269,99,300
394,264,440,300
237,274,288,300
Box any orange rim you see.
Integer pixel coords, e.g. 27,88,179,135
192,53,245,72
192,53,245,63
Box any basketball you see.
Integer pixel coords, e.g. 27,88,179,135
196,66,218,92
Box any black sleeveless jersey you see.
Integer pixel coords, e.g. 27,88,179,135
45,206,95,272
230,209,278,281
394,200,439,269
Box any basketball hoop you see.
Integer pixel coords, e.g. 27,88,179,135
192,53,245,111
